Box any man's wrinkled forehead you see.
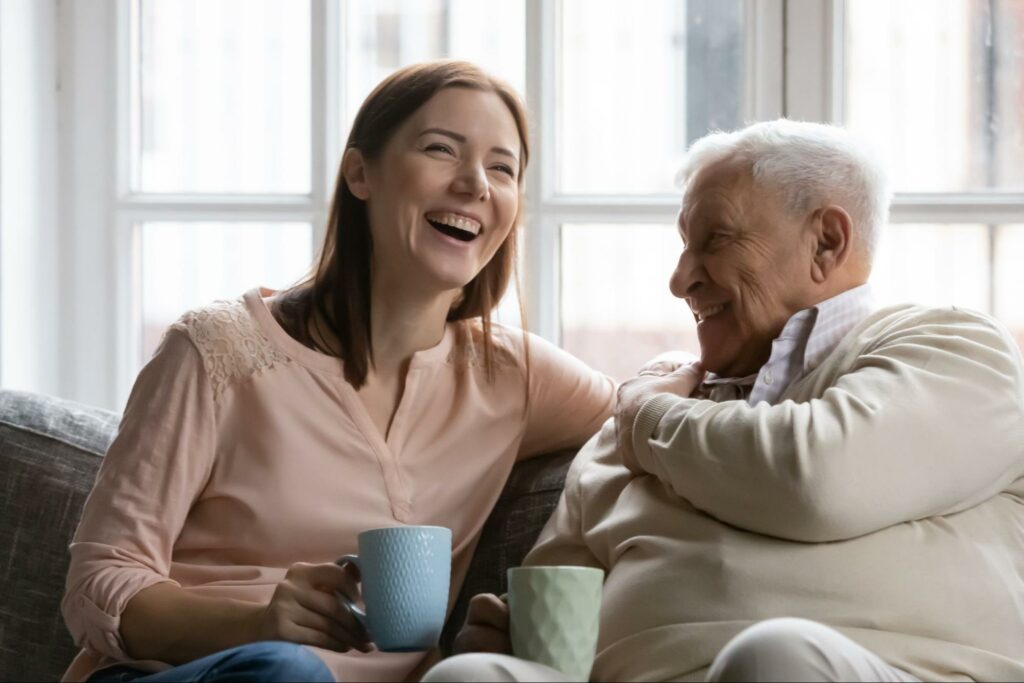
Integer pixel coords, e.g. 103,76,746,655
682,157,754,204
679,158,755,226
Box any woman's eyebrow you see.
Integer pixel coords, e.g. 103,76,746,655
419,127,518,161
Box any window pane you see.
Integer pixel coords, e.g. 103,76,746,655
561,224,697,382
870,224,989,310
140,222,313,362
558,0,747,195
137,0,311,193
844,0,1024,192
995,225,1024,349
341,0,525,133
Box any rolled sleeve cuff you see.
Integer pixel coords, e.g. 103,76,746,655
64,573,179,660
631,392,680,469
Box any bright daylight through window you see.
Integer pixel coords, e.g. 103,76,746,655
124,0,1023,396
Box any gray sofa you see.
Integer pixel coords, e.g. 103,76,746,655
0,388,575,682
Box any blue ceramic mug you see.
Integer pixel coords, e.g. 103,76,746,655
336,525,452,652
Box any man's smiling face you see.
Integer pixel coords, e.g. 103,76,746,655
670,159,818,377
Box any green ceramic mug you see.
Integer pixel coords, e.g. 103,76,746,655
507,566,604,681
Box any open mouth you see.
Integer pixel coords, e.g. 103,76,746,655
425,212,482,243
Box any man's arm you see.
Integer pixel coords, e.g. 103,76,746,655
628,308,1024,543
524,424,612,569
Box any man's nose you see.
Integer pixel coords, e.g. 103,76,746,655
670,249,704,299
451,161,490,201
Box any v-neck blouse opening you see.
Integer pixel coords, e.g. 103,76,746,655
243,288,457,378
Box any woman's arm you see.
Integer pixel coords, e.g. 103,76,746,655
62,329,219,661
122,563,368,664
518,332,616,459
120,583,262,663
63,328,369,664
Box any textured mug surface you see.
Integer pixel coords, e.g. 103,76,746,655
341,525,452,652
508,566,604,681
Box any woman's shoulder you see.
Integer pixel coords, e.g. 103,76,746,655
164,293,290,397
448,320,587,375
448,319,530,372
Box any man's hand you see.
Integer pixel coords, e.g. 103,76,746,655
636,350,700,376
452,594,512,656
616,359,705,473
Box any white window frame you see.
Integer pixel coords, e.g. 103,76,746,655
788,0,1024,315
54,0,1023,411
57,0,786,410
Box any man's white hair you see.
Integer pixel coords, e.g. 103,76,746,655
677,119,891,262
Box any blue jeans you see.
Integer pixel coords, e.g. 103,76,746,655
86,641,336,682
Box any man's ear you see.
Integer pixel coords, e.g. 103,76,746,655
810,205,853,283
342,148,371,200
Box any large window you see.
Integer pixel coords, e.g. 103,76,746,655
120,0,764,393
52,0,1024,408
843,0,1024,349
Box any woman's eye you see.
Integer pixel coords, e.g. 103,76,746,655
426,143,454,155
492,164,516,178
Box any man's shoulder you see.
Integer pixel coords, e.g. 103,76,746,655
868,302,998,326
836,303,1024,384
857,303,1015,348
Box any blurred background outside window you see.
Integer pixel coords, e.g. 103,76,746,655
123,0,1024,396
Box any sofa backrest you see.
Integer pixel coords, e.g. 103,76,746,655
0,390,118,682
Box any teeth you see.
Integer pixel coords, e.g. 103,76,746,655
425,212,481,236
697,303,727,321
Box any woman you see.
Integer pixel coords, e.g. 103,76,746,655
62,61,615,683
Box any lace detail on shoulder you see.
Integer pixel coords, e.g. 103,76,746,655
447,320,522,371
170,297,290,398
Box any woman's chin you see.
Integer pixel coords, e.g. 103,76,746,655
418,267,479,297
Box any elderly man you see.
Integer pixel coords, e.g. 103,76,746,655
425,119,1024,682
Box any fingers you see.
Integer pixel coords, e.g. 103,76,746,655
279,562,372,652
296,561,360,593
291,584,371,649
291,597,372,653
638,351,701,376
455,594,512,655
466,593,509,630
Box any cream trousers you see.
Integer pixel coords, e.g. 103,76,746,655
422,618,920,682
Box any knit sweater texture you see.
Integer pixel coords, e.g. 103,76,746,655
527,304,1024,682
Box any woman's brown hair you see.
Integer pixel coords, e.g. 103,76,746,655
274,60,530,388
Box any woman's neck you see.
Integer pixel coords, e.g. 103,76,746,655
367,279,454,376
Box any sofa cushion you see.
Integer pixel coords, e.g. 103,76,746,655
0,390,117,682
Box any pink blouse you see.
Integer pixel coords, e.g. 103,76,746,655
61,289,615,682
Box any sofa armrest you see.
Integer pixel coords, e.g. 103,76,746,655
0,390,118,682
440,449,577,656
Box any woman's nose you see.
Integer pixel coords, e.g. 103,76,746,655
451,162,490,201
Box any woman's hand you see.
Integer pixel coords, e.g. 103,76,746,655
253,561,372,653
452,593,512,655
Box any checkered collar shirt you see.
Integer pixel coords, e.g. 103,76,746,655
700,283,877,405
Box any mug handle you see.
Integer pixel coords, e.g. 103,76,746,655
335,554,369,632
